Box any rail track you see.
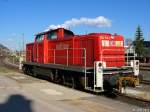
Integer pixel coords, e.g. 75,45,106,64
140,63,150,71
141,80,150,85
111,91,150,108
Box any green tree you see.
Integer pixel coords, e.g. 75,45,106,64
134,25,144,56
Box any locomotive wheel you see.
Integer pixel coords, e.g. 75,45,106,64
26,67,30,75
49,71,55,82
22,66,27,74
32,72,37,77
62,73,75,88
71,75,75,88
62,74,66,85
54,73,63,84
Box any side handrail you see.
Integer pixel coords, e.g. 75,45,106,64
48,48,86,68
100,48,136,66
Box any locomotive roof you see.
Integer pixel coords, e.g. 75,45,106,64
35,28,74,36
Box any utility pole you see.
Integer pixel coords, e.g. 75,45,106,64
0,48,1,63
22,33,25,52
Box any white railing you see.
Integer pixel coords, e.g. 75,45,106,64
100,48,136,67
26,50,32,62
26,47,136,68
48,48,86,67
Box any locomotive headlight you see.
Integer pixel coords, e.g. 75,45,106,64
98,62,106,68
98,63,102,67
136,61,139,65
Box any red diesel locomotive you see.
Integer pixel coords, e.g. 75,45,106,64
23,28,139,92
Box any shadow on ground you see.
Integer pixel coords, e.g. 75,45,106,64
0,94,33,112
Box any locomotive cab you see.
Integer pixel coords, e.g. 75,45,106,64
35,28,74,41
46,28,74,40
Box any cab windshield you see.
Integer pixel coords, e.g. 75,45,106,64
36,34,44,42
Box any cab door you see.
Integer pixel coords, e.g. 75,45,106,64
33,34,44,63
81,39,94,67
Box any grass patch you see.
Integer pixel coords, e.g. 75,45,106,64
0,65,13,73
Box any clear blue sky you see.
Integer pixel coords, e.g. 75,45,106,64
0,0,150,50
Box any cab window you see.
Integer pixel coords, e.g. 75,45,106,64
48,32,57,40
64,30,74,38
36,35,44,42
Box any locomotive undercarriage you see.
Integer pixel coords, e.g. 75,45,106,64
22,61,139,93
